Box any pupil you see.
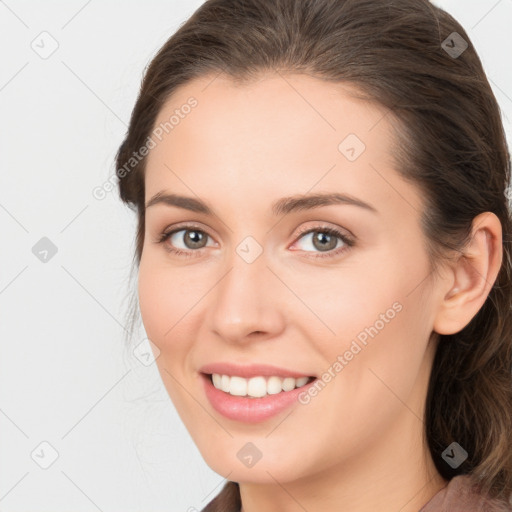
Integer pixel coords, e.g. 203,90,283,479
186,230,205,248
314,232,336,251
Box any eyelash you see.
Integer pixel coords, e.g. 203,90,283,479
155,223,355,260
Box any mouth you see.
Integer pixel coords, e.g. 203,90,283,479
200,371,318,423
205,373,316,398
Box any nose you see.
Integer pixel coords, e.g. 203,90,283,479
205,246,286,345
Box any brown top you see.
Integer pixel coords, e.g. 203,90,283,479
201,476,512,512
419,475,512,512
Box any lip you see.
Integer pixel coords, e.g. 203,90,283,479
198,362,315,379
200,372,317,423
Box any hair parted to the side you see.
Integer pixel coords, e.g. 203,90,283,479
115,0,512,506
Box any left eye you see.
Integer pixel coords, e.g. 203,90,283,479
292,227,353,256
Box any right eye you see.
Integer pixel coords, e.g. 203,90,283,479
156,225,216,257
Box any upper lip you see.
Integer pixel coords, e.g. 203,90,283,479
199,362,315,379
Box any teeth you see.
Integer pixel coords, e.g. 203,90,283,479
230,376,247,396
282,377,296,392
211,374,312,398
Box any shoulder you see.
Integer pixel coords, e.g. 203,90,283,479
419,475,512,512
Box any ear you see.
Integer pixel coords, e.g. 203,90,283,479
433,212,503,335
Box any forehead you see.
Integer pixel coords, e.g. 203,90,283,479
147,72,393,167
143,72,421,218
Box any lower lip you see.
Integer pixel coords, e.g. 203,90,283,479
201,373,316,423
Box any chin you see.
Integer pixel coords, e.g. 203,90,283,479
192,434,312,484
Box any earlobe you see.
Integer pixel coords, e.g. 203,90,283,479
433,212,503,336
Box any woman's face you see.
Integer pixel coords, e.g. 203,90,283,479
138,72,446,485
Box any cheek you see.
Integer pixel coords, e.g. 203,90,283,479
330,284,432,419
137,256,209,377
290,266,402,345
137,258,188,346
137,264,168,340
307,246,434,411
137,259,199,411
294,297,433,473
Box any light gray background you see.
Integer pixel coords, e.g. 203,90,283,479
1,1,511,511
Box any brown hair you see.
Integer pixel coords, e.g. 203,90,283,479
115,0,512,507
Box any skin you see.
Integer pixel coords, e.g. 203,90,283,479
137,72,503,512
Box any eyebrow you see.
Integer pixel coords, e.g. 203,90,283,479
145,191,378,216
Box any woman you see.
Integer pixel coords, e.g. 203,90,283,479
114,0,512,510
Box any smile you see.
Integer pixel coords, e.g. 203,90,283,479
210,373,313,398
200,366,318,423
